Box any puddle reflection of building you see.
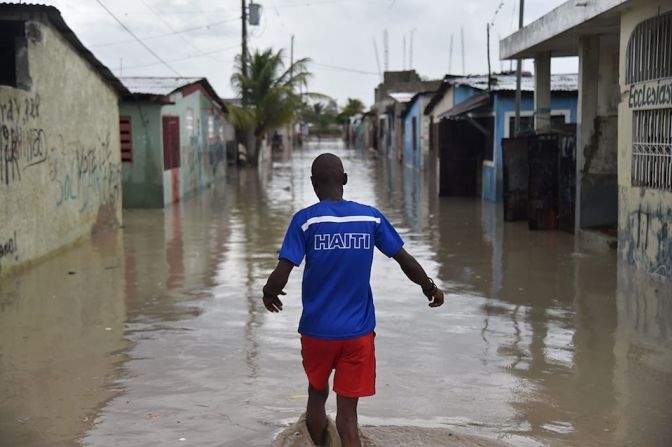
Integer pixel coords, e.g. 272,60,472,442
613,264,672,446
0,231,127,447
495,223,622,443
165,204,185,290
234,166,296,379
121,187,232,323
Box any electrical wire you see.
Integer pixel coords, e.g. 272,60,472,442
94,0,181,75
138,0,214,59
91,17,240,48
122,44,240,71
312,62,379,76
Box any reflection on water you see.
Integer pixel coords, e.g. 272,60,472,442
0,140,670,447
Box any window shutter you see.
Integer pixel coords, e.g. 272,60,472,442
120,115,133,162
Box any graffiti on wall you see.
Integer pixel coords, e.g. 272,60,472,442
0,231,18,263
48,132,121,213
0,94,46,186
1,91,121,213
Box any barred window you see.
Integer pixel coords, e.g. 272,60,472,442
632,109,672,191
625,11,672,84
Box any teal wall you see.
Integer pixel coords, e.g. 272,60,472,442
161,89,228,206
120,102,164,208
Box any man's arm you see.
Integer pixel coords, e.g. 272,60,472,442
262,259,295,312
392,248,444,307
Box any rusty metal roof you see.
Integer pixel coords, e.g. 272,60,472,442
120,77,204,96
0,3,128,95
120,77,227,111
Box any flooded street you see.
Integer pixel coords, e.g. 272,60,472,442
1,141,671,447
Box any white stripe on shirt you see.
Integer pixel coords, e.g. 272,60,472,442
301,215,381,232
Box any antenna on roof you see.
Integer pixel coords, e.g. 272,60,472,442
383,29,389,71
461,26,466,75
448,34,454,74
372,37,383,81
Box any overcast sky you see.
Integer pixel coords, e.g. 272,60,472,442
38,0,577,106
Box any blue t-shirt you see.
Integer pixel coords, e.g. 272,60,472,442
279,200,404,340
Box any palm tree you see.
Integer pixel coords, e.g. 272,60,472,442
337,98,366,144
229,48,312,165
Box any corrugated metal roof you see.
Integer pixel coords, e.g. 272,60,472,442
120,77,228,111
0,3,128,95
120,77,204,96
388,92,416,103
453,73,578,92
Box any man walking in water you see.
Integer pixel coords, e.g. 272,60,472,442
262,153,444,446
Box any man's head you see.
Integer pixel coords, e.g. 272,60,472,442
311,153,347,200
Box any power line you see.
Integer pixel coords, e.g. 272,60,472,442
139,0,213,59
312,62,379,76
122,44,240,70
94,0,181,75
91,17,240,48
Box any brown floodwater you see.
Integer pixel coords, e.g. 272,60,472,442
1,140,671,447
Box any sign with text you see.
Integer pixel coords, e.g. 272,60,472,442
628,78,672,110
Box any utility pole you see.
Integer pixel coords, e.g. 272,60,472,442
290,34,295,73
514,0,525,136
241,0,248,105
403,35,407,70
290,34,295,146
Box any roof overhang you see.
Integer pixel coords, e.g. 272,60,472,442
0,4,129,96
500,0,629,59
439,93,491,120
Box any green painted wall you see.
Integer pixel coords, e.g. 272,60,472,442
120,102,164,208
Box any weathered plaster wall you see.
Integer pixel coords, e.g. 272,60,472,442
120,102,163,208
428,89,455,121
161,89,227,206
578,34,620,229
0,18,121,276
617,0,672,279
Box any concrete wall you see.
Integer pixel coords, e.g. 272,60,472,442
161,89,227,206
617,0,672,278
428,89,455,120
403,94,433,170
120,87,229,209
577,34,621,230
0,17,121,276
120,102,163,208
483,93,577,202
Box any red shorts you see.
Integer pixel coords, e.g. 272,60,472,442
301,332,376,398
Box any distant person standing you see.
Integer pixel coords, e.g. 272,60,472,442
262,153,444,446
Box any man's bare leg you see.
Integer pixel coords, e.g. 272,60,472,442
306,384,329,445
336,395,360,447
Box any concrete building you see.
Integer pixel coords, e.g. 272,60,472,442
401,91,437,170
120,77,233,208
0,4,127,276
500,0,672,278
373,71,441,161
425,73,577,202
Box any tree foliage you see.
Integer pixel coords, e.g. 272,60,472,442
229,48,313,164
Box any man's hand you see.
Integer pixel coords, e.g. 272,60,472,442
426,288,444,308
393,248,445,309
262,259,294,313
263,291,285,313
